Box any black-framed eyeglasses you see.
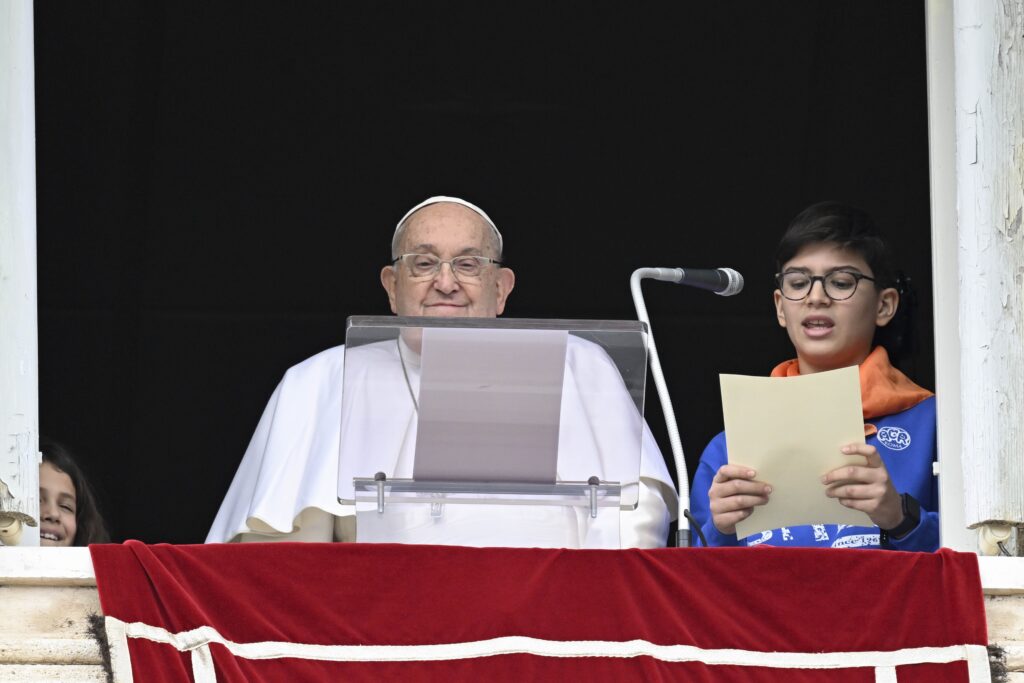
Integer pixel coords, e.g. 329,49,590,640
774,270,876,301
393,253,502,281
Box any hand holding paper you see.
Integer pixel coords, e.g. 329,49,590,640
822,442,904,530
707,464,772,536
719,365,873,540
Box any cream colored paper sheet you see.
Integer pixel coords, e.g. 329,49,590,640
720,366,872,540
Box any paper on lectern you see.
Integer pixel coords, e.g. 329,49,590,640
720,366,872,540
413,327,568,483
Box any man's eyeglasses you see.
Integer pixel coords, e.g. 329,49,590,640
775,270,876,301
393,253,502,280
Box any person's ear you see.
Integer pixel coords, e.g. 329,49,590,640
773,289,787,328
380,265,399,314
875,287,899,327
493,267,516,316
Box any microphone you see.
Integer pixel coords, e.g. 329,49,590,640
628,265,744,546
641,267,744,296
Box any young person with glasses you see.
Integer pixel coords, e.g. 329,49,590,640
690,201,937,551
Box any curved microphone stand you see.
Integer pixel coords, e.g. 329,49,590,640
630,268,692,547
630,266,743,547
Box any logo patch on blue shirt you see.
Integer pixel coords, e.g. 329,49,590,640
877,426,911,451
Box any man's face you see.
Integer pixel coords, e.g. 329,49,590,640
380,203,515,318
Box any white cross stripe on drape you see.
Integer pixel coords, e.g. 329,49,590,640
876,666,899,683
103,616,991,683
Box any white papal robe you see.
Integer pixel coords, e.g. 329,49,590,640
207,337,678,548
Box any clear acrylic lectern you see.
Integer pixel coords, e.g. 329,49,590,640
337,316,648,549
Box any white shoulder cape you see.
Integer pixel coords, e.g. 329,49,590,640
207,338,678,545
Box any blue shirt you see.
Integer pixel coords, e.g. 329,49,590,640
690,397,938,551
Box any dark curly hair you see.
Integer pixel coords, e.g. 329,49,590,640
775,201,916,363
40,437,110,545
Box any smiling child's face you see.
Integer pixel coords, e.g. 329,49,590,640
39,461,77,547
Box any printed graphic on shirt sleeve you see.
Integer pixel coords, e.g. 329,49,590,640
832,534,880,549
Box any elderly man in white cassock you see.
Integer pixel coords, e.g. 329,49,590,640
207,197,677,547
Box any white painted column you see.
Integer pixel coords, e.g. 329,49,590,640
953,0,1024,546
926,0,976,552
0,0,40,546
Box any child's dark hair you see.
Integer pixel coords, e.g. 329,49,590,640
775,201,916,363
40,437,110,545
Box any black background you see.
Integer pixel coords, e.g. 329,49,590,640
33,2,933,544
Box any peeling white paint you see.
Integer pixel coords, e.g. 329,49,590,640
0,1,39,546
954,0,1024,532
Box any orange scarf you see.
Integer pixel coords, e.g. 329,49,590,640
770,347,934,435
